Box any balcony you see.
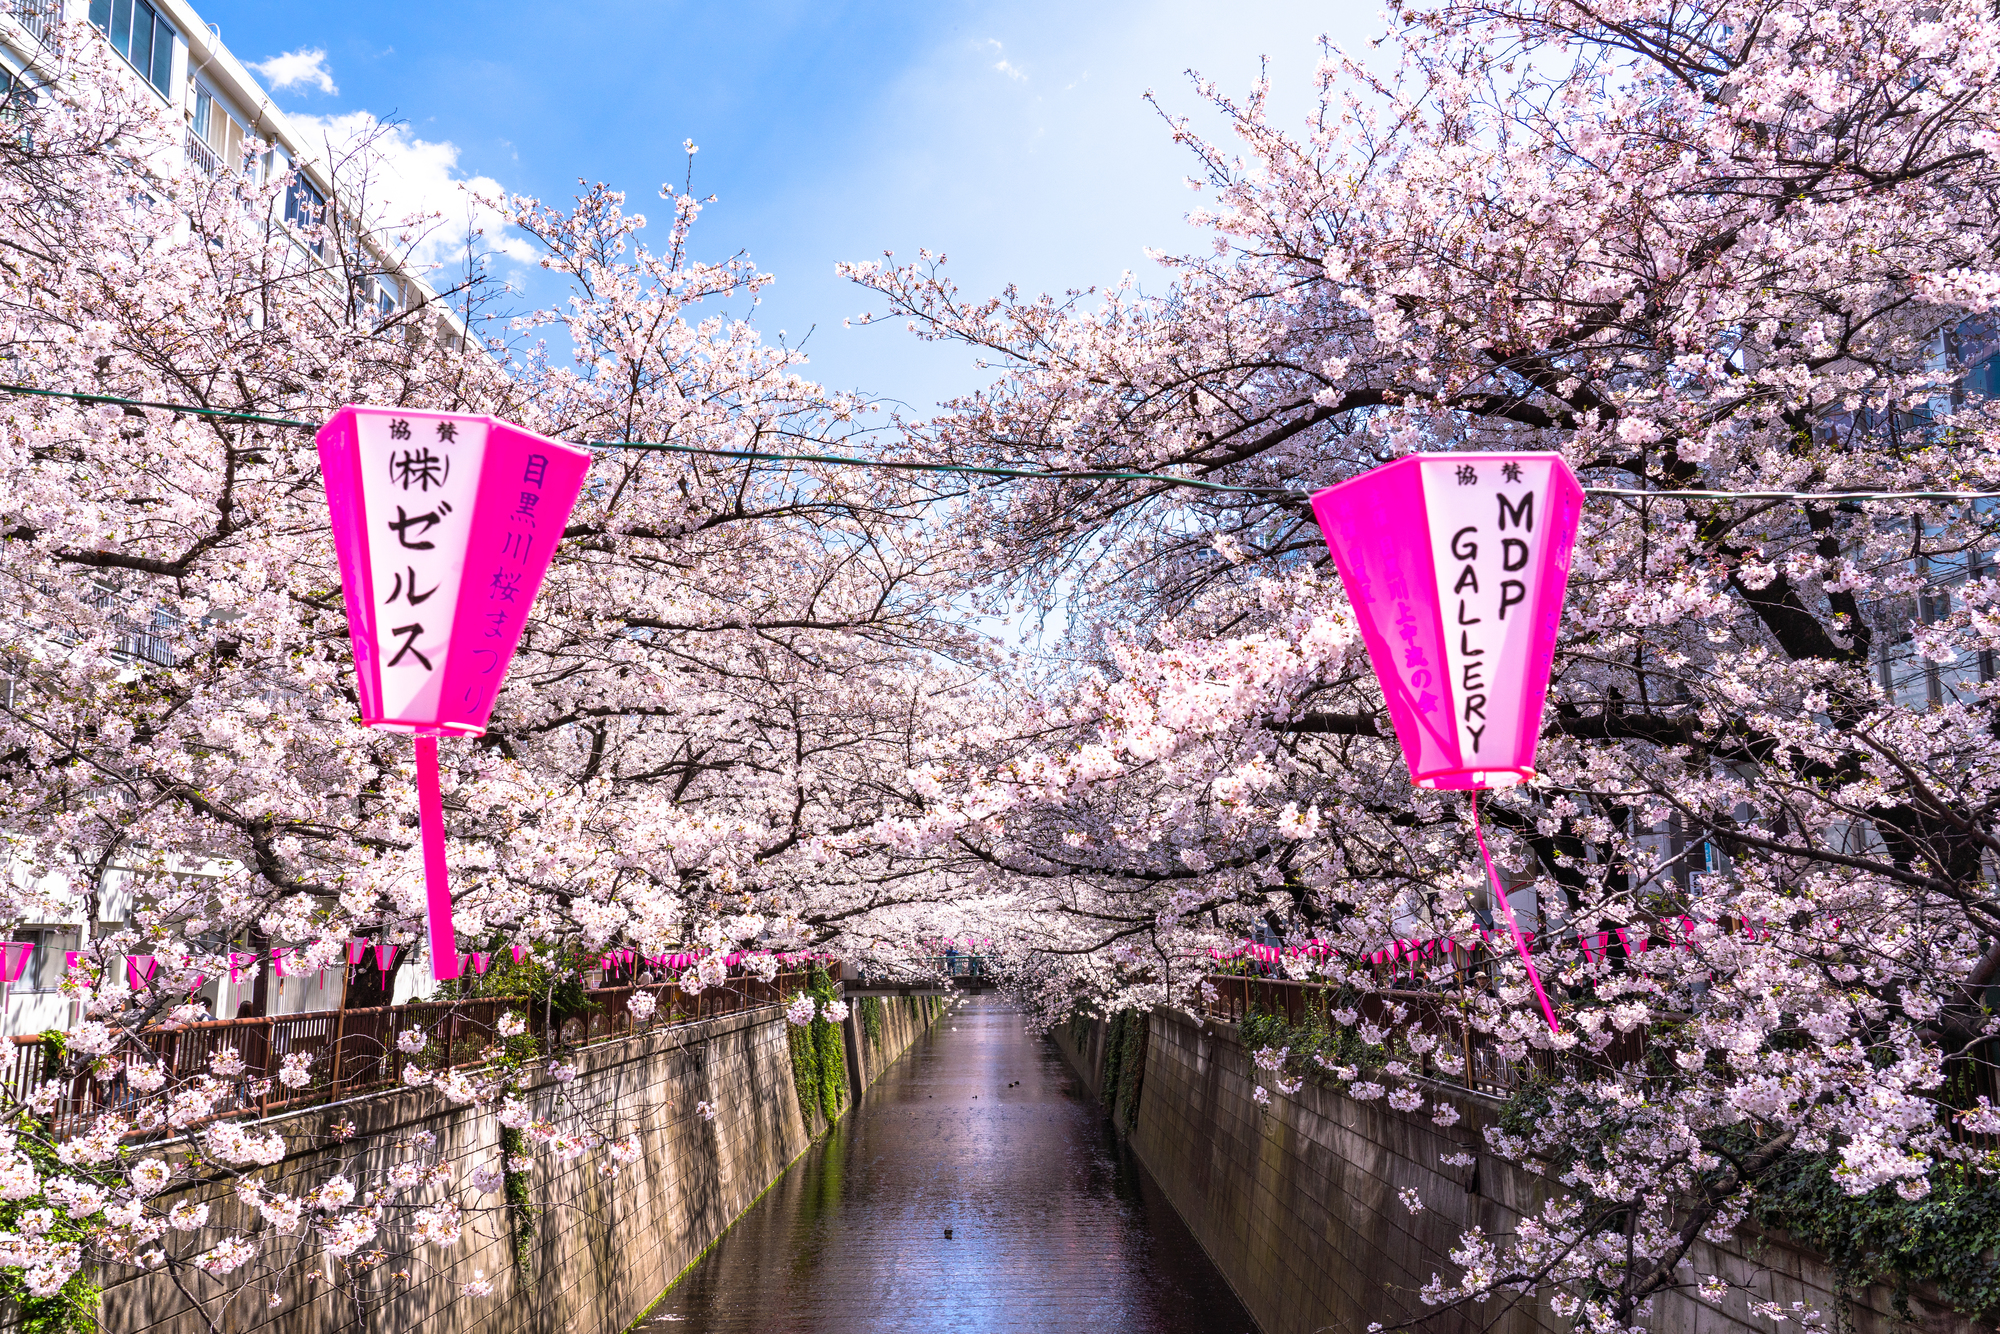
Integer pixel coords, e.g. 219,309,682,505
184,125,218,176
1,0,60,47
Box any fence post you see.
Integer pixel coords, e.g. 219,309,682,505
330,1007,347,1100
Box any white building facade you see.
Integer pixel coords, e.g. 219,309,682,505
0,0,457,1032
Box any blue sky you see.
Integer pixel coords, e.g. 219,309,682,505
205,0,1376,412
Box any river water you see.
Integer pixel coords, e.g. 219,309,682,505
647,996,1257,1333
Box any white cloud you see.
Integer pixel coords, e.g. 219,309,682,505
249,48,338,97
285,112,534,273
982,38,1028,81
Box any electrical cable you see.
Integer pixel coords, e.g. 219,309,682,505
7,381,1999,505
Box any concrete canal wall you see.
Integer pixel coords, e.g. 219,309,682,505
1055,1008,1979,1334
101,993,941,1334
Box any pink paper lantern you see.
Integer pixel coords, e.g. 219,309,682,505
1310,451,1582,788
318,406,591,980
1311,451,1582,1032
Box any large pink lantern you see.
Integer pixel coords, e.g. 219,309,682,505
1311,451,1583,1030
318,406,591,980
1310,451,1583,788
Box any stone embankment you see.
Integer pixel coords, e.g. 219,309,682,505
104,992,941,1334
1056,1007,1978,1334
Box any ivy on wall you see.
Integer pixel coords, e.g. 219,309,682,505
786,967,849,1131
1239,1004,1386,1090
500,1124,536,1290
1747,1148,2000,1323
1091,1010,1150,1130
1242,1003,2000,1328
0,1033,100,1334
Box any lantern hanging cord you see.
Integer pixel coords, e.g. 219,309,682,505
6,382,2000,504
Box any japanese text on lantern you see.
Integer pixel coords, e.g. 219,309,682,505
464,453,549,701
1421,456,1550,765
355,413,490,722
1357,492,1440,719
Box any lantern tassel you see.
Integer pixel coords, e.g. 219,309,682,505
1470,792,1559,1033
415,736,461,982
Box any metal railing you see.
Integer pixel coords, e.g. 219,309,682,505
1,0,60,46
184,126,218,177
10,969,816,1141
1201,971,1646,1101
1200,971,2000,1141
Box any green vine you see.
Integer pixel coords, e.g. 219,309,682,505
499,1124,536,1290
441,945,596,1029
1100,1010,1128,1104
1090,1010,1151,1128
1113,1011,1147,1126
1,1040,101,1334
810,969,847,1123
1746,1149,2000,1323
785,968,848,1131
861,995,885,1043
1239,1001,1389,1090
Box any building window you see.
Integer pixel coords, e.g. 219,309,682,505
87,0,176,98
285,171,328,258
366,273,400,323
190,85,245,174
284,172,326,246
14,926,78,992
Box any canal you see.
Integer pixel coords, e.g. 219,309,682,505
645,996,1257,1333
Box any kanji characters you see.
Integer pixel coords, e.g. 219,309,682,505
390,448,448,492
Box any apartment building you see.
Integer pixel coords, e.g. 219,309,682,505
0,0,456,1032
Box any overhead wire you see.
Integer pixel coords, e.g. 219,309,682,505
7,381,2000,505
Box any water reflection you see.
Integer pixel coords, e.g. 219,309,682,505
649,997,1256,1333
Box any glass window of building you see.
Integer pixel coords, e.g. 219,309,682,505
190,86,247,175
87,0,176,98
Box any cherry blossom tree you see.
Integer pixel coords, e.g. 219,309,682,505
0,22,987,1324
842,0,2000,1325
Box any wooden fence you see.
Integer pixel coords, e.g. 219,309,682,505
8,968,820,1142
